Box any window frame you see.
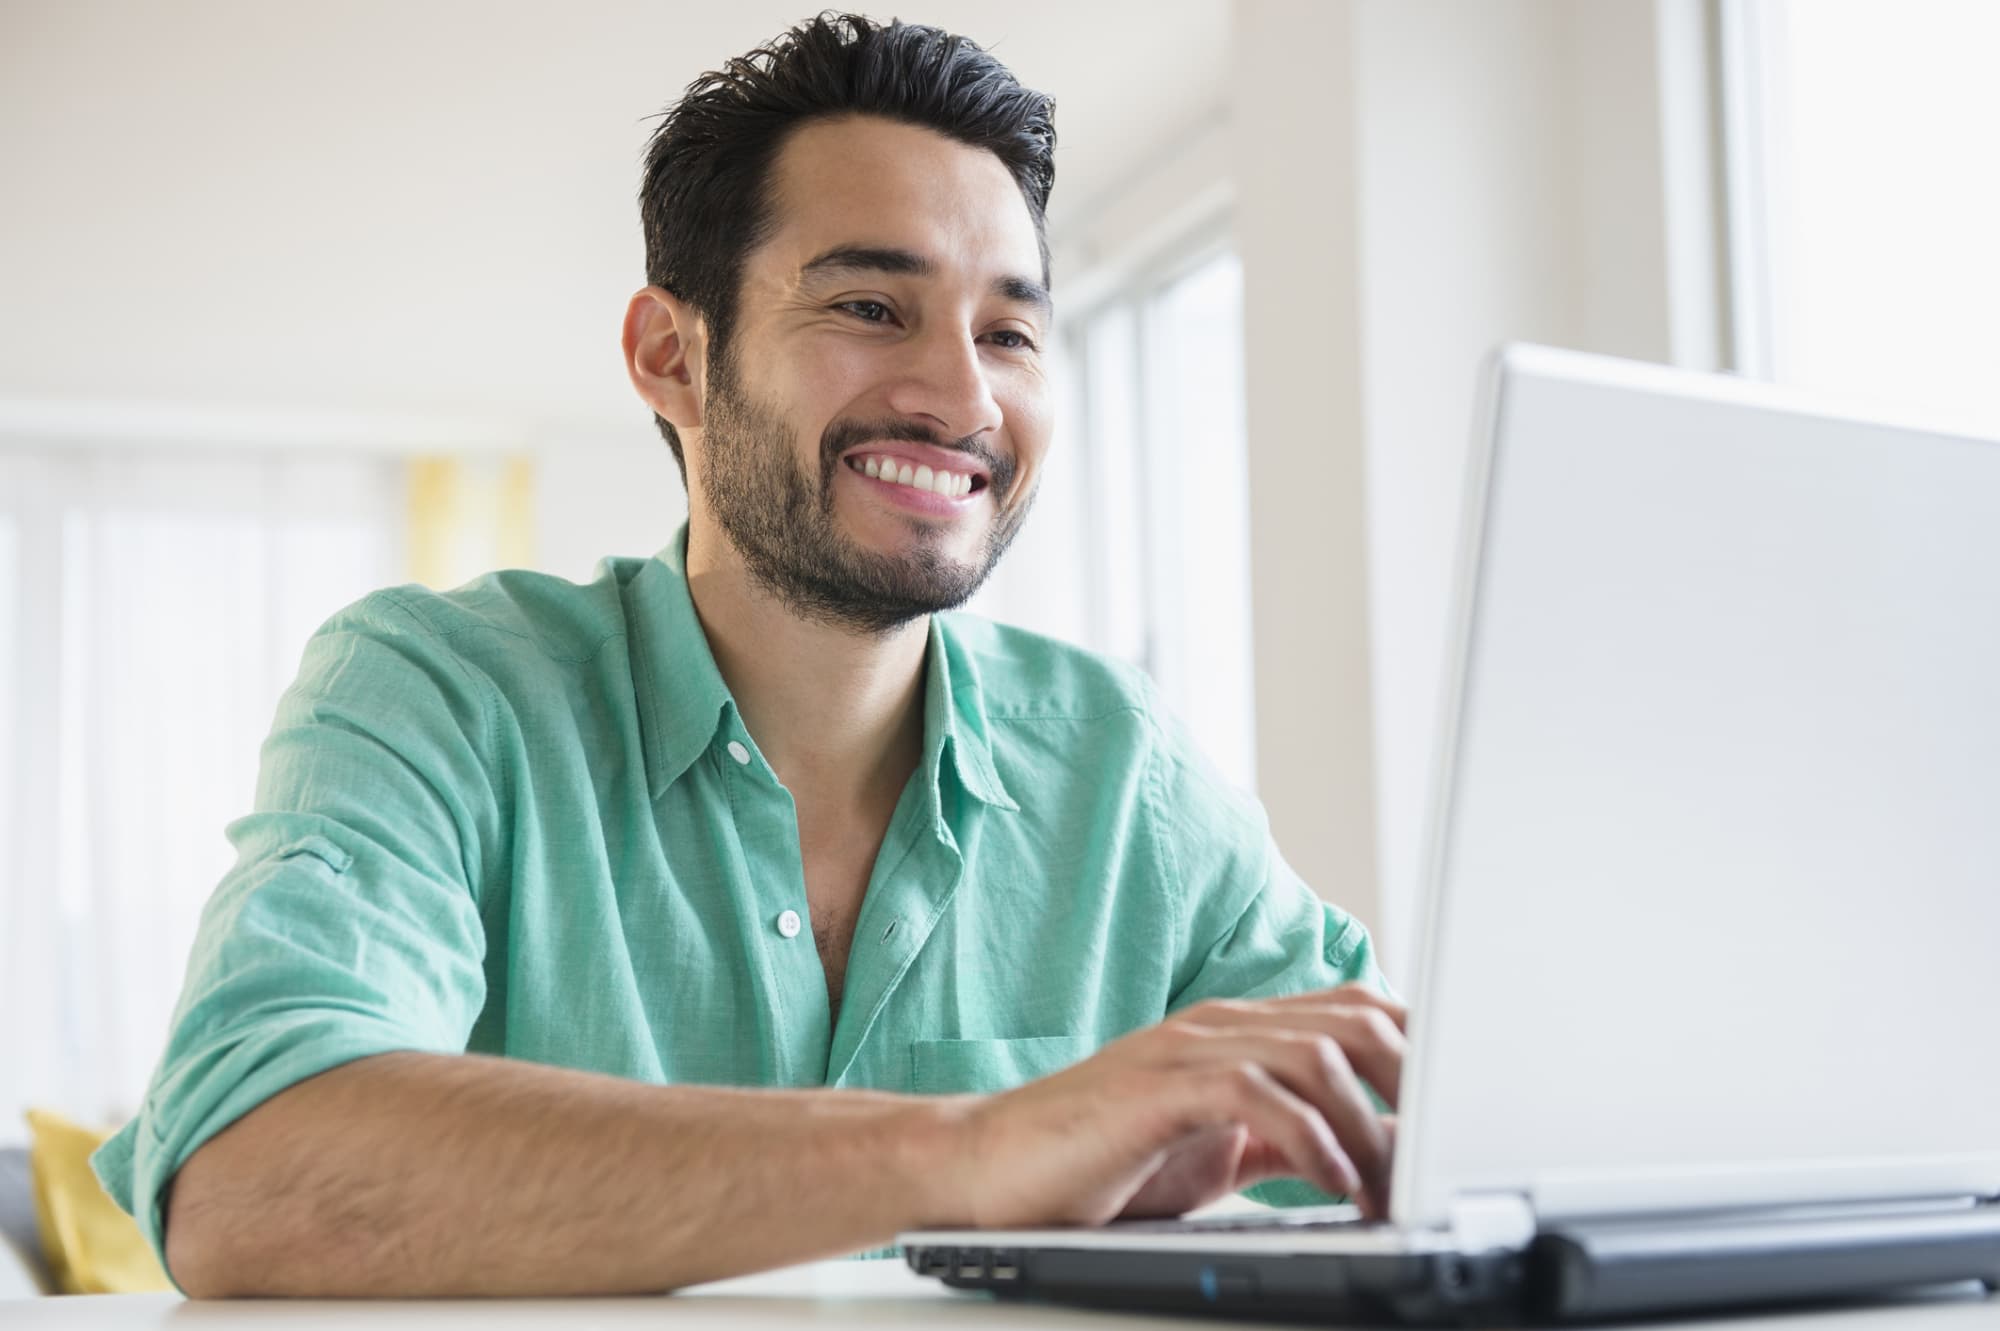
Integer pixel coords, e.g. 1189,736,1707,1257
1715,0,1791,382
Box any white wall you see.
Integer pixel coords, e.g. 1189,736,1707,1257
0,0,1230,575
535,443,689,584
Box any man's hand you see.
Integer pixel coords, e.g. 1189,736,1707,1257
941,984,1405,1229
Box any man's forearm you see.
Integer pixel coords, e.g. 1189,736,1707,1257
164,1050,968,1297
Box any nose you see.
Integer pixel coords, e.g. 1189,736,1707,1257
884,326,1004,441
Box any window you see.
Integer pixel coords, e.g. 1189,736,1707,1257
1136,248,1257,790
1726,0,2000,430
973,240,1257,792
0,450,400,1129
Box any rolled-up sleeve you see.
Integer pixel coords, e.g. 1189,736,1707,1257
1167,839,1385,1011
91,589,497,1276
1149,702,1391,1208
1154,715,1387,1010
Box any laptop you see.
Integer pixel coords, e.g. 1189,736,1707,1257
899,345,2000,1322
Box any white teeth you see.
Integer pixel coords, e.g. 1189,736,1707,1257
855,455,977,498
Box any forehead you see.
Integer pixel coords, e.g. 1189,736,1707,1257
757,114,1044,287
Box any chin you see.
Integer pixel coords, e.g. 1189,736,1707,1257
847,508,982,557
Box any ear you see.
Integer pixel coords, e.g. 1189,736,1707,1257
622,286,708,430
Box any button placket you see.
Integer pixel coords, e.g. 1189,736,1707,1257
730,740,808,947
824,822,966,1087
719,728,829,1084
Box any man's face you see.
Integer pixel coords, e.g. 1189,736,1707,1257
690,114,1052,634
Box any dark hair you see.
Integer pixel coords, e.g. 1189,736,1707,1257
638,11,1058,478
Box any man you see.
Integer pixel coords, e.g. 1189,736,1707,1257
95,13,1403,1297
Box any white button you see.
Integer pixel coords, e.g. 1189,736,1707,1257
776,909,802,939
727,740,751,765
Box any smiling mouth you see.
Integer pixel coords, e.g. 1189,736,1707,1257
845,453,987,499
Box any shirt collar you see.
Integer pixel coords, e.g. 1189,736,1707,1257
628,524,1017,814
925,613,1020,813
627,526,733,801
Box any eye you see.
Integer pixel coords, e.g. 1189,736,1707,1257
985,328,1039,352
837,300,893,323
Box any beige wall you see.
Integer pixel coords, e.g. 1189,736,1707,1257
1233,1,1383,950
1227,0,1715,974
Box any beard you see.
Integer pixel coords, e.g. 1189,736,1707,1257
696,348,1035,636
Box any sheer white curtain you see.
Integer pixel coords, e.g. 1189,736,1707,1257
0,449,401,1135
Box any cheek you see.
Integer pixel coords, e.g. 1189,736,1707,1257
793,335,884,408
764,374,853,467
999,381,1054,474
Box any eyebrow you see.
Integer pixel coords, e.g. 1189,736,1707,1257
799,244,1053,318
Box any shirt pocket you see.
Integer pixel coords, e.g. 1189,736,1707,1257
910,1034,1095,1095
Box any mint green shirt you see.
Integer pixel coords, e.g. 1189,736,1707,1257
96,528,1384,1268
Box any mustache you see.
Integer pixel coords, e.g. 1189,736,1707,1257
819,418,1014,493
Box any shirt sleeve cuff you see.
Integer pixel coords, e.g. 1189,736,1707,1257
91,1018,450,1291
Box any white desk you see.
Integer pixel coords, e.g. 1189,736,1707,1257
2,1260,1996,1329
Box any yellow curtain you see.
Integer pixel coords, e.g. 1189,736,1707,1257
26,1109,172,1294
407,455,536,588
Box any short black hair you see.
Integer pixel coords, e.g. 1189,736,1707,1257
638,11,1058,479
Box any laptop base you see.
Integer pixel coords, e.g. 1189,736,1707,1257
906,1198,2000,1326
912,1243,1525,1325
1529,1199,2000,1321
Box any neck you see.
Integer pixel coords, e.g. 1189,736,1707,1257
682,518,928,815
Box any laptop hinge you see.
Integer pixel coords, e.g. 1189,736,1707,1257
1448,1193,1537,1252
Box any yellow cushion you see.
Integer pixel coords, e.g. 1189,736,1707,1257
25,1109,172,1294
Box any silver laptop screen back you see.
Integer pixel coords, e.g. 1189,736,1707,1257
1396,347,2000,1228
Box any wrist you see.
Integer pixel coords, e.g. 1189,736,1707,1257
886,1093,982,1230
